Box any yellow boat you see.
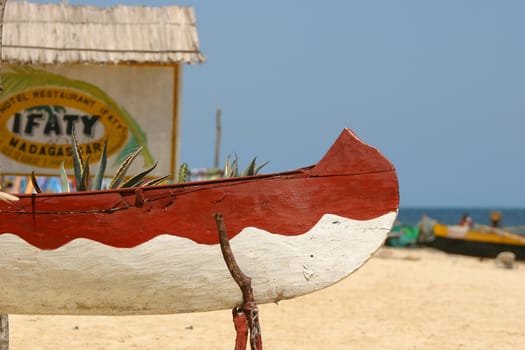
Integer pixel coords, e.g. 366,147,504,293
425,219,525,260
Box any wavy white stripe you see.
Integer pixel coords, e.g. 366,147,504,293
0,211,396,315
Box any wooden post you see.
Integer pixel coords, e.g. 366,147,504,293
0,0,6,90
214,107,222,169
0,315,8,350
0,1,9,348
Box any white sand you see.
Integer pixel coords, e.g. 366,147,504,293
8,247,525,349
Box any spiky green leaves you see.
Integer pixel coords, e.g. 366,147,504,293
36,129,165,192
92,139,108,191
223,155,268,178
29,129,267,193
240,157,269,177
70,128,91,191
223,154,238,178
119,161,159,188
177,163,190,183
108,146,144,189
59,161,71,192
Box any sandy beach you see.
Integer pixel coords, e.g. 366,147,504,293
7,246,525,349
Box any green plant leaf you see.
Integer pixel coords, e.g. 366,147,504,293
223,154,240,178
223,155,267,178
59,161,71,192
143,175,169,187
109,146,143,189
223,155,231,178
71,128,85,188
253,161,269,175
113,135,140,167
177,162,189,183
240,157,257,176
78,155,91,191
120,161,158,188
92,138,109,190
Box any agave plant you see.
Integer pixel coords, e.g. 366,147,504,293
223,154,268,178
30,129,268,193
31,129,167,193
177,162,190,183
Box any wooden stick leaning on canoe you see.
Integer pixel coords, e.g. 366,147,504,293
215,213,263,350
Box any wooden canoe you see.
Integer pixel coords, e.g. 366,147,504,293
428,220,525,260
0,128,399,315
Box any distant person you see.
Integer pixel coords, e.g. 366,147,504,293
459,213,473,227
490,211,503,228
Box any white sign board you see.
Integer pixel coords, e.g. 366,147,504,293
0,64,179,179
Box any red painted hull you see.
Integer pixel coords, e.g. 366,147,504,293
0,128,399,250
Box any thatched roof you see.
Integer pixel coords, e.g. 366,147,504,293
1,1,205,64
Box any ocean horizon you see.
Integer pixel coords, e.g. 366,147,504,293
397,207,525,228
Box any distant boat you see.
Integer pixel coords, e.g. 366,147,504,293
420,216,525,260
386,223,420,247
0,128,399,315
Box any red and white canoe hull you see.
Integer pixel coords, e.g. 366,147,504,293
0,212,395,315
0,128,399,315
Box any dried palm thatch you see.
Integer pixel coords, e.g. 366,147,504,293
1,1,205,64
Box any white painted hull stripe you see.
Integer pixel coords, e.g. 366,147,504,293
0,211,397,315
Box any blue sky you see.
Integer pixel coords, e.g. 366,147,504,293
33,1,525,208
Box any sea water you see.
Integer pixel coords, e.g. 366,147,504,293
397,208,525,231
